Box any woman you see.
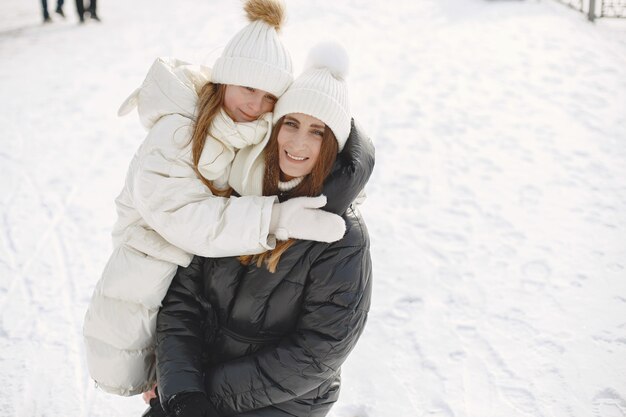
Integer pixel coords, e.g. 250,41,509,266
83,0,344,398
152,43,375,417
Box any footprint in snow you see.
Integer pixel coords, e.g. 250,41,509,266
592,388,626,417
388,296,423,324
518,185,542,206
521,260,551,282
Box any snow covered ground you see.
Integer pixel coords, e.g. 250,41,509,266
1,0,626,416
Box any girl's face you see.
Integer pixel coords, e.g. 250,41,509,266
223,85,277,122
277,113,325,180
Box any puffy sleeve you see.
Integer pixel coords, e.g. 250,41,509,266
203,220,372,414
155,256,211,401
130,114,278,258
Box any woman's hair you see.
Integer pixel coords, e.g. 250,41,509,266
190,82,232,197
240,116,339,272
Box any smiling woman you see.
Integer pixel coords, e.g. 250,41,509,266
277,114,326,180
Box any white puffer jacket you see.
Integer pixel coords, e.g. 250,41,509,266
83,57,278,396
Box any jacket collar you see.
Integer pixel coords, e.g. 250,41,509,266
321,118,375,215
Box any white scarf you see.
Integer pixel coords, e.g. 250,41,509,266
228,115,274,197
197,110,270,188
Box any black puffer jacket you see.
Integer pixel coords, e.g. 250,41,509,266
155,120,375,417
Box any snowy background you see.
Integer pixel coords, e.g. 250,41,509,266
1,0,625,416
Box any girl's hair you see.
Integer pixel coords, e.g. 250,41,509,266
191,82,233,197
240,116,339,272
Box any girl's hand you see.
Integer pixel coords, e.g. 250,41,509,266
270,195,346,243
142,384,157,404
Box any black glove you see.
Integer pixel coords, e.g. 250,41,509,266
168,392,217,417
141,396,168,417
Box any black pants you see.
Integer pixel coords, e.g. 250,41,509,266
76,0,97,20
41,0,64,19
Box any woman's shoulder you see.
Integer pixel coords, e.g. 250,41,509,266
311,205,369,259
306,206,372,308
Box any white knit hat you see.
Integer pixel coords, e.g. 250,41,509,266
211,0,293,97
273,41,351,151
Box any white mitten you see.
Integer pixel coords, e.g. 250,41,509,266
269,195,346,243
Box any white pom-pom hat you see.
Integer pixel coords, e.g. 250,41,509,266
212,0,293,97
273,41,351,151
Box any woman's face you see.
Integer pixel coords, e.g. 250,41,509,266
223,85,277,122
277,113,325,180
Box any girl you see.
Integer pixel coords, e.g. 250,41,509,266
152,42,374,417
83,0,345,397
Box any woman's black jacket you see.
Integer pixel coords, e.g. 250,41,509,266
155,120,375,417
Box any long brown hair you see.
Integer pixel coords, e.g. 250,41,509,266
240,116,339,272
190,82,232,197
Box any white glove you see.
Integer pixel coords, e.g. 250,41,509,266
269,195,346,243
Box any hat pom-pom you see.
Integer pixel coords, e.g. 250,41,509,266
244,0,285,31
304,41,349,80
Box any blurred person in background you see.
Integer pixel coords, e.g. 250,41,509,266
76,0,99,23
41,0,64,23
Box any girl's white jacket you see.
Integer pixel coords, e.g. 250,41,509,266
83,57,278,396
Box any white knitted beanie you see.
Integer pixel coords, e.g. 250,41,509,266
211,0,293,97
273,41,351,151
